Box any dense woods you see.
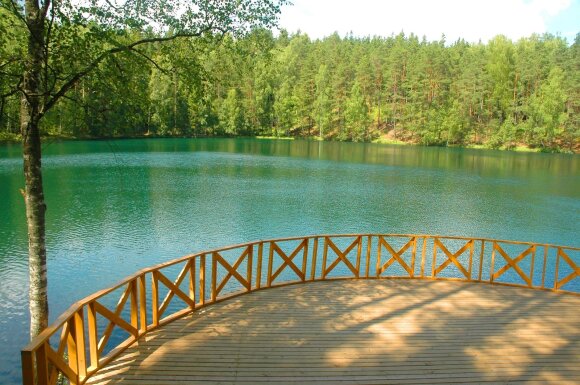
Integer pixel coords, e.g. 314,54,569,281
1,18,578,151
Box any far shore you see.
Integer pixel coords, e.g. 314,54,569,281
0,132,576,154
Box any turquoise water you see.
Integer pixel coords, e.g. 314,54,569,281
0,138,579,384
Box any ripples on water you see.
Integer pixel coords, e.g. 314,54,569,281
0,139,578,385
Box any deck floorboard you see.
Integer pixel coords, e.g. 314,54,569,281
87,280,580,385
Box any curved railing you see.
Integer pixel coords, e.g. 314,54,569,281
22,234,579,385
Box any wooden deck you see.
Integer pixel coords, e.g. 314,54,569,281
87,280,580,385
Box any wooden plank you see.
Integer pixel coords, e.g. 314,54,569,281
247,245,253,290
188,258,196,303
45,346,77,384
86,280,580,385
355,235,362,276
257,242,263,289
72,309,86,379
87,304,98,371
35,343,49,385
420,236,428,277
65,321,77,381
267,242,274,287
321,237,329,279
138,274,147,334
541,245,549,288
21,350,35,385
310,237,318,281
365,235,372,278
411,236,417,276
151,271,159,327
301,239,308,281
211,253,217,302
478,240,485,281
129,280,138,331
199,254,205,305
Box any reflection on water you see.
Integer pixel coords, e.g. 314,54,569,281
0,138,578,384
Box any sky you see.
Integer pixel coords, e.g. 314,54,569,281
278,0,579,43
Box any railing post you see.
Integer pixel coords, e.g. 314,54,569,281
431,238,438,278
321,237,329,279
468,240,474,280
490,242,497,283
86,303,98,371
199,254,206,305
66,319,79,382
36,343,49,385
151,271,159,327
410,237,417,278
188,258,196,304
130,280,138,332
301,238,309,281
257,243,263,289
541,245,549,289
267,242,274,287
355,236,362,278
211,253,218,302
375,236,382,277
310,237,318,281
247,246,254,290
478,240,485,281
21,350,35,385
554,248,561,290
74,308,88,379
529,245,536,288
364,236,371,277
138,274,147,334
420,236,428,277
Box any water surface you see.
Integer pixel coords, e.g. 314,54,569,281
0,138,578,384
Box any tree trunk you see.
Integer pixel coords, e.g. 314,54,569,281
22,0,49,339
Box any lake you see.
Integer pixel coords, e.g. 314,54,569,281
0,138,579,384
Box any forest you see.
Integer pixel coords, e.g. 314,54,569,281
1,15,578,151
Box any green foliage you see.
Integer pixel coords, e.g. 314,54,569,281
0,0,288,136
219,88,247,135
1,9,577,152
529,67,568,147
344,82,370,141
314,64,332,138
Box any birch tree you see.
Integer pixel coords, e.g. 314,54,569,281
0,0,287,338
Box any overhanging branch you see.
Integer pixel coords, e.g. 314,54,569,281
42,26,215,114
129,47,169,74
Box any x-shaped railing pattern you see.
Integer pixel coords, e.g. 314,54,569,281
555,247,579,290
212,246,252,300
21,234,578,385
491,242,535,287
268,240,308,286
376,237,416,277
432,238,474,279
322,236,362,278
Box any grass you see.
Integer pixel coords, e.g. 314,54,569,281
256,135,295,140
0,132,21,143
371,137,409,146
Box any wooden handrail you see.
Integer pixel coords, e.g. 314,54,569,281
21,234,579,385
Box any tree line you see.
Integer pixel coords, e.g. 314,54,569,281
1,21,578,151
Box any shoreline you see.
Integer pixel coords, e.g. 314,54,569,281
0,133,576,154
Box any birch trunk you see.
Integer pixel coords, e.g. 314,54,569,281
21,0,49,338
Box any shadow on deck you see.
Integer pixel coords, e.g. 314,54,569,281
87,280,580,385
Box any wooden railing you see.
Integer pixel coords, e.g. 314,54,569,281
22,234,579,385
